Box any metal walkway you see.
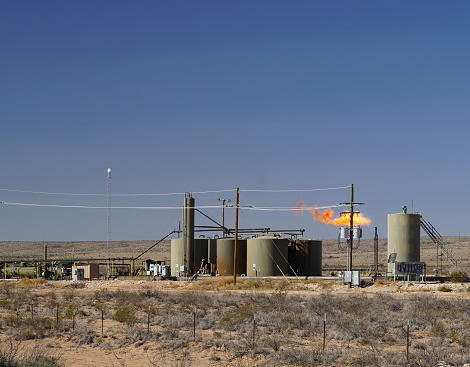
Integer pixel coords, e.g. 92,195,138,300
420,214,469,275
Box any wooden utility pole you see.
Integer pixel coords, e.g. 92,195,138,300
233,188,239,285
340,184,364,275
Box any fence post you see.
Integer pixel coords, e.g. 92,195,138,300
56,304,59,328
406,320,410,361
323,313,327,352
193,309,196,339
252,316,256,349
101,308,104,338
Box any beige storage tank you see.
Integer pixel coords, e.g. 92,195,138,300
247,236,289,277
387,213,420,273
216,238,247,276
289,239,322,276
170,238,185,276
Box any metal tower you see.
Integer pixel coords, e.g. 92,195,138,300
107,168,111,278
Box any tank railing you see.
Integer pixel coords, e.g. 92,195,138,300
419,215,469,275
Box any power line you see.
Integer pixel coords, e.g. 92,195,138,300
0,201,344,211
0,186,348,197
0,188,235,197
240,186,350,192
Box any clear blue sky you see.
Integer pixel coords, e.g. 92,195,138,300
1,1,469,242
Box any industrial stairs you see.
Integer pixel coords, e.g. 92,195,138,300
419,214,470,275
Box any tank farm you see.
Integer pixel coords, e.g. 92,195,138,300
1,189,468,284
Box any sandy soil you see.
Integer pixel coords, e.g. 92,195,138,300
1,279,469,367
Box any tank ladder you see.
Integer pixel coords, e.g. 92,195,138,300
419,214,469,275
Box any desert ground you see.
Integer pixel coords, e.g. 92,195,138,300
0,237,469,366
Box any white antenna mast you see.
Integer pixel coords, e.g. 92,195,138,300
107,168,111,278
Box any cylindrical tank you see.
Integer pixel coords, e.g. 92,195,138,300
194,238,209,273
216,238,247,276
247,236,289,277
387,213,420,273
289,239,322,276
208,239,217,265
170,238,185,276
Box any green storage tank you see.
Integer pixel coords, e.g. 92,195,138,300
289,238,322,276
216,238,247,276
387,213,421,273
170,238,185,277
247,236,289,277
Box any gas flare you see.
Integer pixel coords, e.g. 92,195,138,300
331,211,372,226
311,206,334,224
295,198,372,226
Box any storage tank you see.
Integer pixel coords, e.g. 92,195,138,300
289,239,322,276
387,213,420,273
208,238,217,265
193,238,209,273
216,238,247,276
247,236,289,277
170,238,185,276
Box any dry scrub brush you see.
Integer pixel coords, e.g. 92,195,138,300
1,282,470,366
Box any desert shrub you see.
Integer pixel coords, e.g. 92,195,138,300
276,347,325,366
71,332,95,347
352,350,380,367
0,281,15,295
198,318,215,330
113,290,144,305
15,317,54,341
219,302,255,331
449,328,470,347
90,289,113,308
450,271,468,283
114,306,136,327
430,321,448,339
63,305,76,320
437,285,452,292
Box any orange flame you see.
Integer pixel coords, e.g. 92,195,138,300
330,211,372,226
295,197,372,226
311,205,334,224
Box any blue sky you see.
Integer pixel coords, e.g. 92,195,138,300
1,1,469,241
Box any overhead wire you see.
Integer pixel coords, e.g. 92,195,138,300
0,186,348,197
0,188,235,197
240,186,350,193
0,201,346,211
0,202,222,210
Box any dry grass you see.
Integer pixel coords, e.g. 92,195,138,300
16,278,47,288
1,280,470,366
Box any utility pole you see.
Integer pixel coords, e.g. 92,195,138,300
106,168,111,279
339,184,364,273
233,188,239,285
348,184,354,271
374,227,379,277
